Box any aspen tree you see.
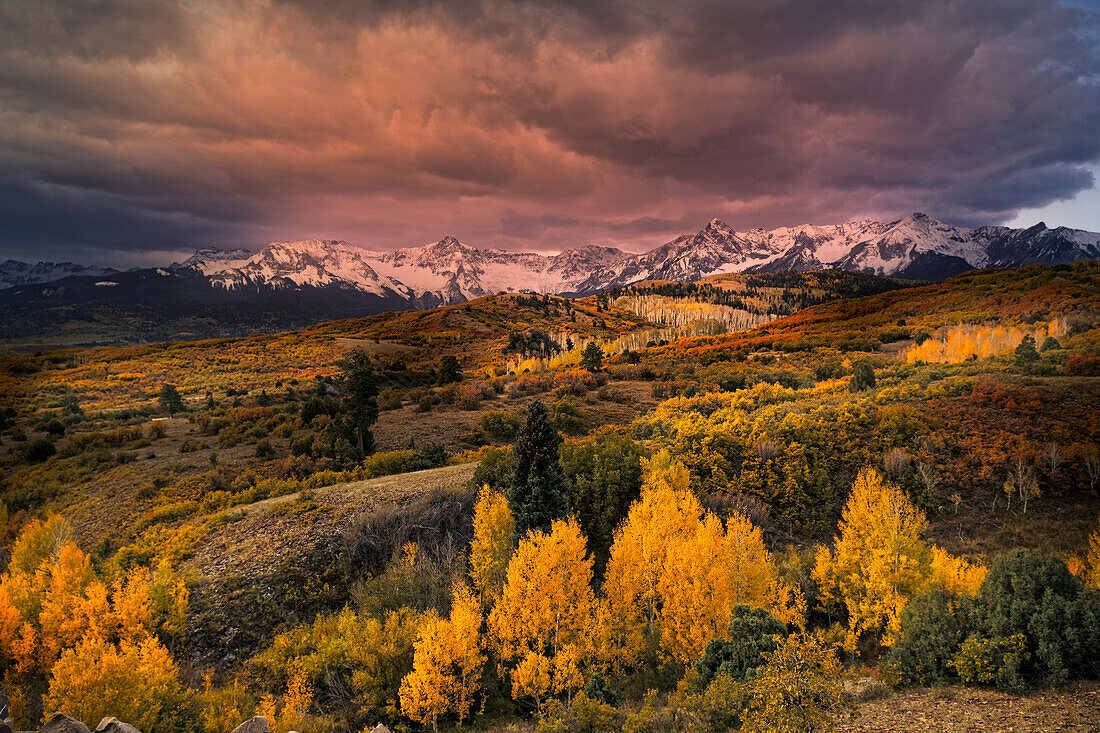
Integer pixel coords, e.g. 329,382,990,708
813,467,931,648
469,486,514,609
490,517,595,712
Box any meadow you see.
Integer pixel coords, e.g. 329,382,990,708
1,263,1099,732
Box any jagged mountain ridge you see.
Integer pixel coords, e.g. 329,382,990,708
0,260,118,289
173,213,1100,304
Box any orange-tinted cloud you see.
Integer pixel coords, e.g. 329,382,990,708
0,0,1098,262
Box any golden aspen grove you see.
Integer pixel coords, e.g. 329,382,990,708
2,263,1100,731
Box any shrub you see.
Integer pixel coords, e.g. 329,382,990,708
552,395,586,434
849,362,876,392
881,589,962,686
416,442,449,469
739,634,853,733
952,635,1029,692
479,410,521,441
582,673,618,706
695,605,786,686
255,440,276,459
470,446,514,492
23,438,57,463
960,549,1100,685
361,449,422,478
45,636,198,733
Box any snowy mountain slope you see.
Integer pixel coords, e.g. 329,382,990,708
13,213,1091,311
0,260,117,289
179,213,1100,302
185,239,414,300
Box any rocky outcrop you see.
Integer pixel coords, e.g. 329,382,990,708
230,717,270,733
38,714,91,733
8,713,314,733
93,720,141,733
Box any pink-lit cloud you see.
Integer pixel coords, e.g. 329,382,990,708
0,0,1098,262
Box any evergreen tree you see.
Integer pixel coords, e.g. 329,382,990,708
509,400,569,536
1014,335,1040,368
695,605,786,686
581,341,604,371
339,351,380,455
438,355,462,385
157,384,184,415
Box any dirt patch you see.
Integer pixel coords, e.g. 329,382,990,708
334,337,419,354
841,682,1100,732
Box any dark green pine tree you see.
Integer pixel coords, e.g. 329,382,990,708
581,341,604,371
339,350,380,455
509,399,569,536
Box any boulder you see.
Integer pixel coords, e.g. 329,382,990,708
94,719,142,733
230,717,270,733
371,726,392,733
39,714,91,733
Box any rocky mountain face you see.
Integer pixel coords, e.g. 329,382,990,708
166,213,1098,304
0,260,117,289
2,214,1097,347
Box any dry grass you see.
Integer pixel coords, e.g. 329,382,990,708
184,462,477,580
840,682,1100,732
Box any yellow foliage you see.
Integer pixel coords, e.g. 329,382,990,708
813,467,931,649
929,546,987,597
490,517,596,709
200,675,255,733
1086,516,1100,590
470,485,515,609
904,319,1064,364
739,633,853,733
45,634,188,731
600,451,701,669
278,671,314,732
601,450,802,667
400,582,485,729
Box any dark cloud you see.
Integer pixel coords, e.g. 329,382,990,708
0,0,1098,264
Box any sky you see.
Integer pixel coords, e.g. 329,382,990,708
1,0,1099,265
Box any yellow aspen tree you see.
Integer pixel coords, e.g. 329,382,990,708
398,611,449,731
929,546,988,596
724,511,780,608
813,467,932,649
37,544,113,660
599,451,701,669
279,671,314,732
657,513,730,665
113,567,154,642
1085,516,1100,590
448,581,486,723
45,634,186,732
489,517,596,712
469,485,515,609
0,582,21,660
149,558,190,639
400,582,485,730
657,509,797,666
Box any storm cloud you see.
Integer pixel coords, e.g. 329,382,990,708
1,0,1098,262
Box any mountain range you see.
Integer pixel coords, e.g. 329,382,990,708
166,213,1100,304
2,213,1098,345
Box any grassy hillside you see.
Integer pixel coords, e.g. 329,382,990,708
1,261,1099,731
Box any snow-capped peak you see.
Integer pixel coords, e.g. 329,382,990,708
103,212,1099,306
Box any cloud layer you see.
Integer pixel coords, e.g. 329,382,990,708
1,0,1098,262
